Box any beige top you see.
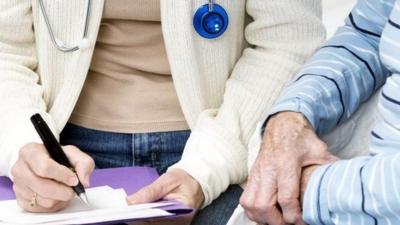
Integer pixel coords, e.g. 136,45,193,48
70,0,189,133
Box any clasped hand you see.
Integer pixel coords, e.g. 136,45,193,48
240,112,338,225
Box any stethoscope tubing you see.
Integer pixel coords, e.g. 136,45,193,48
38,0,91,52
38,0,227,53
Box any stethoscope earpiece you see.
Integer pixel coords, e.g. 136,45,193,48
193,3,229,39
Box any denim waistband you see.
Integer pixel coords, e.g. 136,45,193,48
60,123,191,174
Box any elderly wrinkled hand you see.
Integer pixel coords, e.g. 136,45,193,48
240,112,338,225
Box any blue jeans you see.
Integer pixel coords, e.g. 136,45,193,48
60,123,242,225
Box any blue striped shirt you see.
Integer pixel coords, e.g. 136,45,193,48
270,0,400,224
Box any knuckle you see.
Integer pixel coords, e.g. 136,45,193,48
316,141,328,151
20,146,29,156
36,160,52,177
23,142,38,151
62,145,77,155
11,163,21,178
278,196,295,208
21,143,41,158
245,213,257,223
239,199,253,210
239,196,249,207
85,156,95,168
64,145,80,154
20,146,31,160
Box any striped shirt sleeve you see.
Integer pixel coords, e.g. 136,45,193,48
269,0,392,135
303,152,400,225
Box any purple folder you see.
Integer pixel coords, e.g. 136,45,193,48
0,167,193,224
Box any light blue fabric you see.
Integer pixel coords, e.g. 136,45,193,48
270,0,400,224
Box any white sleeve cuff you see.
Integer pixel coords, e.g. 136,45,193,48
169,110,248,208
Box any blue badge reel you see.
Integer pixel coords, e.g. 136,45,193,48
193,3,229,39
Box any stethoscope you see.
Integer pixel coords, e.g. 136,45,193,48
38,0,229,53
193,0,229,39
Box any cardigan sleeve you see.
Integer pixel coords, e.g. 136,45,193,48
169,0,326,207
0,1,58,177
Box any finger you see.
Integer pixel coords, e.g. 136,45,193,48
21,143,79,186
254,171,286,225
14,162,75,202
277,163,303,224
163,192,196,208
241,155,286,225
16,195,69,213
127,172,179,205
13,184,63,209
63,145,95,187
240,169,261,211
245,211,260,224
248,196,286,225
264,205,287,225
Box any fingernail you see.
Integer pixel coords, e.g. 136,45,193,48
68,176,79,186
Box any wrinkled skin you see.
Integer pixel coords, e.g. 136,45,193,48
241,112,338,225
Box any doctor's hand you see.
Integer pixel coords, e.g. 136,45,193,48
11,143,95,213
126,168,204,210
240,112,338,225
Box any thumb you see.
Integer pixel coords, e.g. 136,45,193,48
127,173,179,205
63,145,95,187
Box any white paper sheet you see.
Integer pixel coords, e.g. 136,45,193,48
0,186,173,225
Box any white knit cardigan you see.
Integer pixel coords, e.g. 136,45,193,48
0,0,324,207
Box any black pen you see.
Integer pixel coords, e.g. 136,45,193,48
30,113,89,205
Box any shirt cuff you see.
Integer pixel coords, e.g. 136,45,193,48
261,97,318,135
302,164,335,225
0,112,59,179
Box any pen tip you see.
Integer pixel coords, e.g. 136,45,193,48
79,193,90,206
